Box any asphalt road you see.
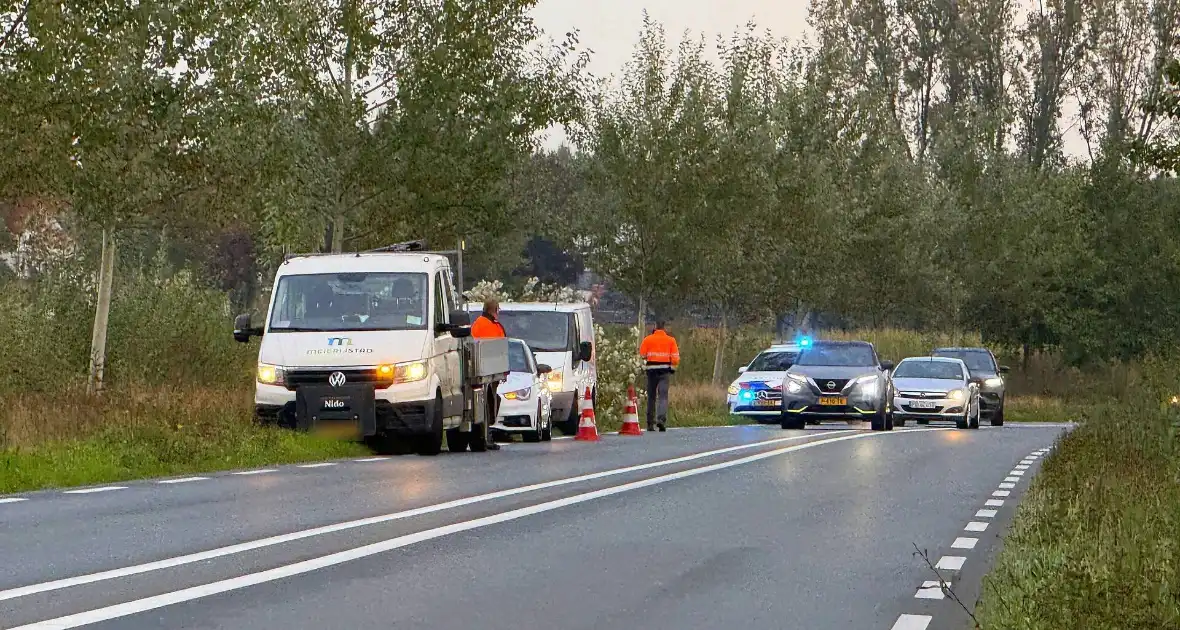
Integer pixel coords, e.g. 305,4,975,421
0,421,1070,630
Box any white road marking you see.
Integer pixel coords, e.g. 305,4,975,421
62,487,126,495
353,457,390,462
296,463,336,469
891,615,932,630
0,498,28,504
976,509,998,518
1010,470,1025,476
951,537,978,550
0,428,901,602
999,482,1016,489
986,499,1005,507
231,469,277,476
993,490,1011,497
2,429,946,628
1015,465,1029,470
156,478,208,485
1004,476,1019,483
915,580,947,599
965,521,989,532
935,556,966,571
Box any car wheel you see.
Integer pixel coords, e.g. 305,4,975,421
991,402,1005,427
969,401,980,429
540,415,552,442
415,394,445,455
892,413,906,428
780,414,805,430
560,404,580,436
956,411,969,429
523,402,543,442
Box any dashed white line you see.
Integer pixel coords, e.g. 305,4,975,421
890,614,932,630
1004,476,1020,483
1015,465,1030,471
915,580,947,599
965,521,989,532
231,469,277,476
62,487,126,495
935,556,966,571
353,457,390,462
993,489,1011,497
296,463,337,469
999,482,1016,489
1010,470,1025,476
986,499,1005,507
0,498,28,504
157,478,208,485
976,509,998,518
951,537,978,550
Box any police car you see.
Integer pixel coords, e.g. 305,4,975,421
727,342,804,421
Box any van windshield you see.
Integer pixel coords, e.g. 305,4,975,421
268,272,429,332
497,311,572,353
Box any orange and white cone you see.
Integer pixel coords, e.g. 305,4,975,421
619,385,643,436
574,386,599,441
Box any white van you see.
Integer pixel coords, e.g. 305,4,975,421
466,301,596,435
234,250,507,455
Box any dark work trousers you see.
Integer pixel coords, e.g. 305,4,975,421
645,368,673,427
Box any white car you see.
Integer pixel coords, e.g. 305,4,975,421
726,344,801,422
491,339,554,442
887,356,981,429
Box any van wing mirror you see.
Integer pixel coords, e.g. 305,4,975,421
233,313,261,343
579,341,593,362
449,310,472,326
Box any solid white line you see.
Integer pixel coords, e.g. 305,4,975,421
0,498,28,504
353,457,390,462
993,490,1011,497
0,429,887,602
965,521,989,532
296,463,336,469
976,509,998,518
231,469,276,476
5,429,942,629
986,499,1004,507
1004,476,1019,483
936,556,966,571
156,478,208,485
951,537,978,549
62,487,126,495
999,482,1016,489
915,580,946,599
891,614,932,630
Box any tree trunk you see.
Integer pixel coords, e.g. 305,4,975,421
637,294,646,333
87,229,116,395
331,214,345,253
711,311,728,386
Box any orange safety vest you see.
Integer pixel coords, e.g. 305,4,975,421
471,314,506,339
639,329,680,369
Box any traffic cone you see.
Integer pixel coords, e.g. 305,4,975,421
619,385,643,436
575,386,599,441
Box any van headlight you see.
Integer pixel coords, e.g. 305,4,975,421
545,371,564,392
257,363,285,386
504,388,532,400
392,360,428,384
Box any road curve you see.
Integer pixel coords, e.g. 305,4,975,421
0,422,1069,630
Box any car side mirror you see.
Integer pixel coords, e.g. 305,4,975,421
999,365,1010,373
880,360,895,371
233,313,262,343
737,366,748,374
537,363,552,375
579,341,593,362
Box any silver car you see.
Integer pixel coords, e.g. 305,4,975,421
931,347,1009,426
887,356,981,429
779,340,894,431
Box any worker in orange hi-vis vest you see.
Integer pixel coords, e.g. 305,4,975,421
639,320,680,432
470,299,506,450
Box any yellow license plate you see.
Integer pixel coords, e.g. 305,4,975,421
753,400,780,407
818,396,847,406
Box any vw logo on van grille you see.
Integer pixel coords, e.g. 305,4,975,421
328,372,347,387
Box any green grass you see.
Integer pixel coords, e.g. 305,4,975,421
976,398,1180,629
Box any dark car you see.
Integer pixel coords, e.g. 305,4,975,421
779,340,895,431
930,347,1009,426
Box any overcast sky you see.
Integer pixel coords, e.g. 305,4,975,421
530,0,1087,156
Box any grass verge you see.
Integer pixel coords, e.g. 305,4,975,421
976,399,1180,628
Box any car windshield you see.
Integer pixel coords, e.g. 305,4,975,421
932,350,997,373
268,272,428,332
497,311,572,353
508,341,533,373
893,361,964,380
795,343,877,367
747,351,797,372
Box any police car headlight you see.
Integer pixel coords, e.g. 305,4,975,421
504,387,531,400
393,360,428,384
985,377,1004,388
728,384,740,395
257,363,285,385
786,380,804,394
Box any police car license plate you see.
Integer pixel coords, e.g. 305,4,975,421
911,400,937,409
753,399,779,408
819,396,846,406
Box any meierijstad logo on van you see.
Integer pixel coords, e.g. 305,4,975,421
306,336,374,355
